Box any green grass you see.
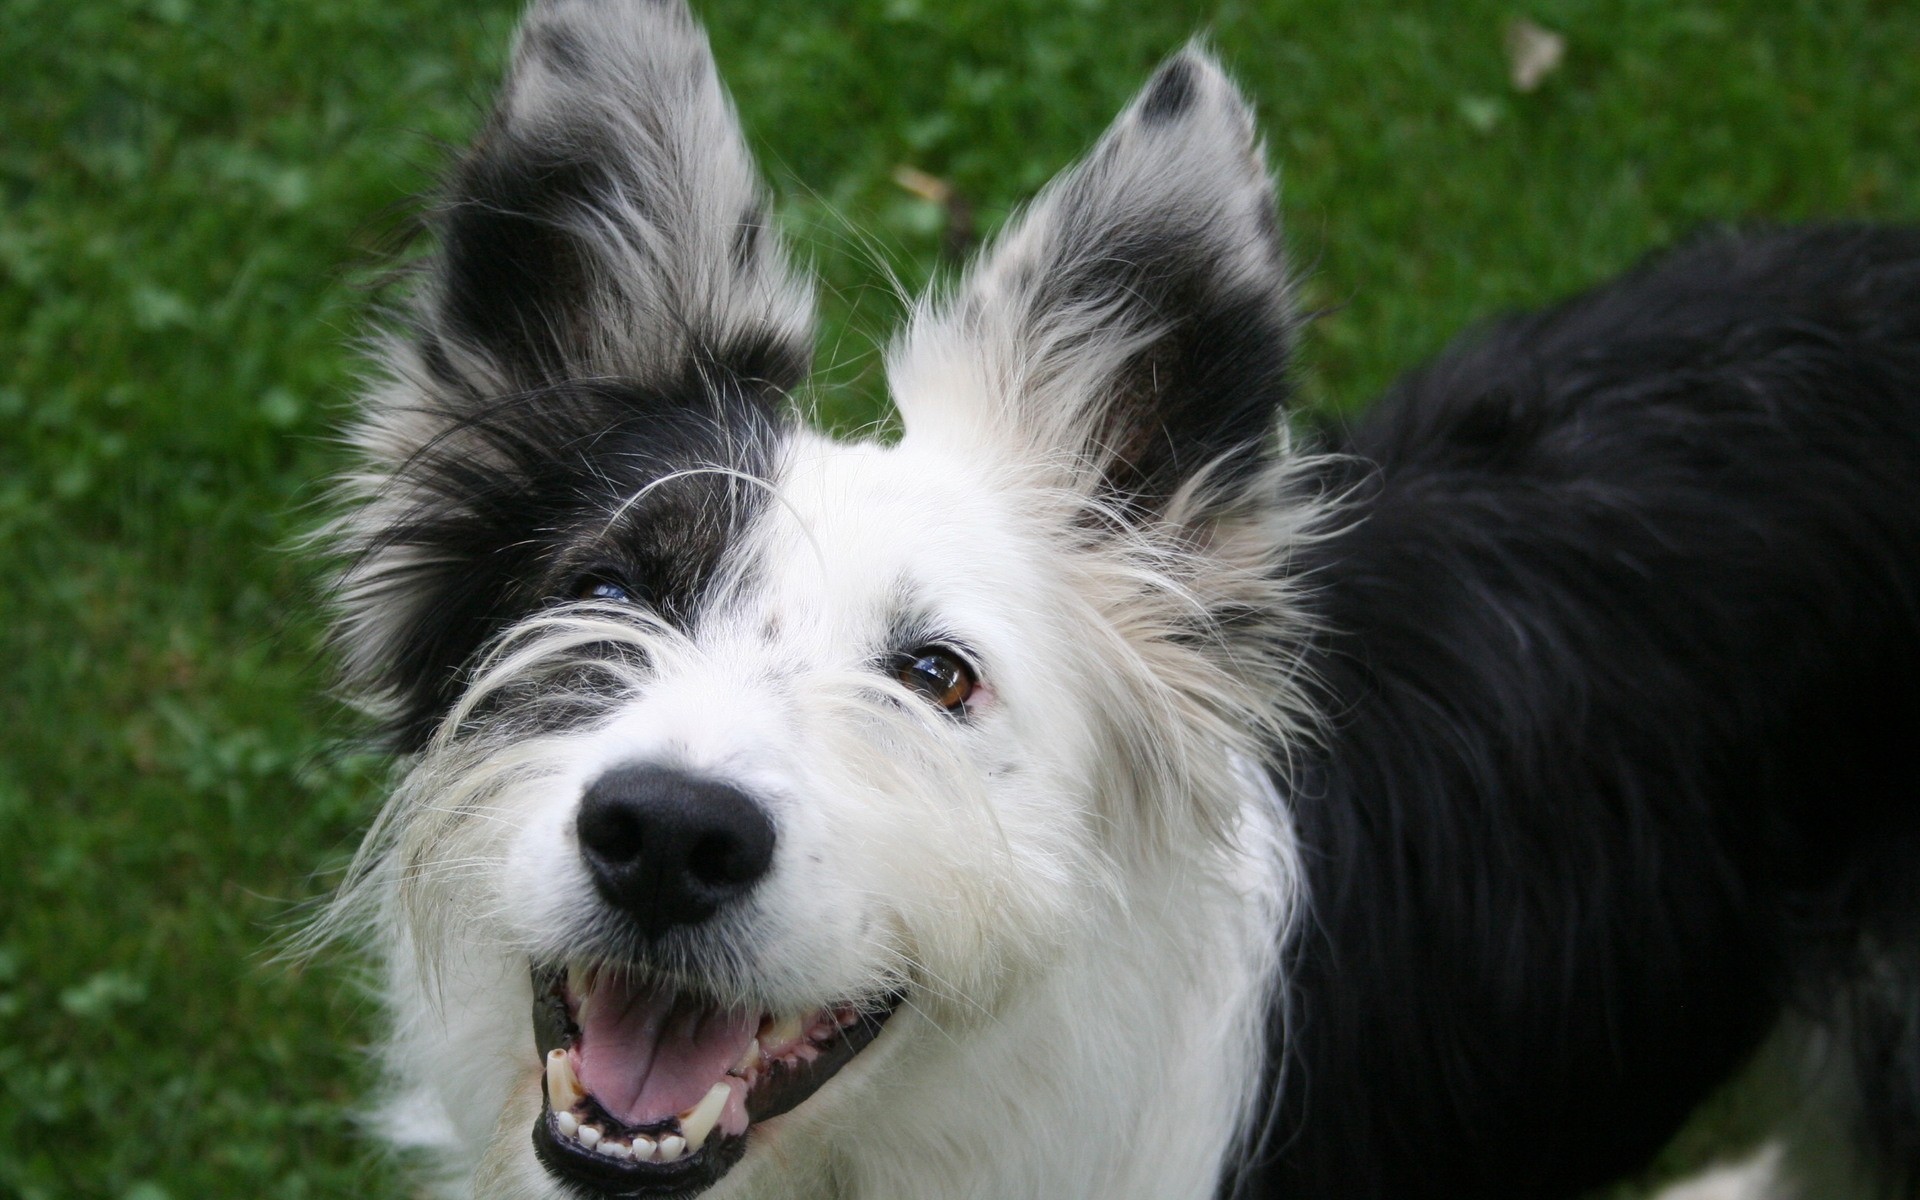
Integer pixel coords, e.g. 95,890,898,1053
4,0,1918,1195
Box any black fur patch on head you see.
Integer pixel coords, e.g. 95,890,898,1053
1041,215,1290,505
347,349,792,751
436,134,615,386
1139,56,1198,124
1105,253,1287,501
338,0,816,749
412,0,810,402
924,46,1290,514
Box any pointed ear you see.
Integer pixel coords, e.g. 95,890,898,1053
397,0,810,406
331,0,809,741
891,47,1291,507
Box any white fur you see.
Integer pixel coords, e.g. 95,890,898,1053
1647,1147,1788,1200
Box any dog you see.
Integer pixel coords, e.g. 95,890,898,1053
317,2,1920,1197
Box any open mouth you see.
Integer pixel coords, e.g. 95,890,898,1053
529,964,900,1196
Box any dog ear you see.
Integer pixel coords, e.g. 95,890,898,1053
891,47,1291,508
399,0,811,399
332,0,809,739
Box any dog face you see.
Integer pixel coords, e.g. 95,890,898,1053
324,3,1311,1196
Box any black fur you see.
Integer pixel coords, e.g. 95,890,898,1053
1097,273,1292,505
345,365,788,752
1031,224,1291,505
958,49,1292,510
438,134,609,388
1032,247,1292,506
339,1,810,752
1077,66,1290,504
1139,55,1198,124
1237,225,1920,1198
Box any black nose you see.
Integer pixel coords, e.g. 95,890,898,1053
575,765,777,939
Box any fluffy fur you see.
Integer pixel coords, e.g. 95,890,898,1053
1245,221,1920,1200
317,3,1920,1198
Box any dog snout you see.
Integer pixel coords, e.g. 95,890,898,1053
575,765,777,938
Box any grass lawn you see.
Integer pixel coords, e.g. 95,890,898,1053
4,0,1917,1195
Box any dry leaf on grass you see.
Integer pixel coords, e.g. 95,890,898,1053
1505,18,1566,92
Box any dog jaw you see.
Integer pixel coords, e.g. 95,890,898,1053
372,810,1291,1200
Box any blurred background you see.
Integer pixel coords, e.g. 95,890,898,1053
4,0,1917,1195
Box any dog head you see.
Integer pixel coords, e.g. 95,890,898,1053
324,2,1312,1195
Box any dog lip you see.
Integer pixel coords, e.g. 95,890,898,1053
529,965,903,1196
742,999,898,1124
532,1108,746,1198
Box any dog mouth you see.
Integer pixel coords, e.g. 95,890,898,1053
530,964,900,1196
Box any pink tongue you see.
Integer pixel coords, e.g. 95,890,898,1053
574,976,757,1126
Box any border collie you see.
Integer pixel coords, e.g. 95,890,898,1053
318,2,1920,1196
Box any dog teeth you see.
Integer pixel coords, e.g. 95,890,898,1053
569,962,597,1023
679,1081,731,1152
761,1013,805,1046
546,1048,584,1111
548,1101,719,1162
730,1037,763,1074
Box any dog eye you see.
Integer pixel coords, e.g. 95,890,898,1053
893,647,978,714
570,572,640,605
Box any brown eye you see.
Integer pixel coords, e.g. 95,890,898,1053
894,647,978,714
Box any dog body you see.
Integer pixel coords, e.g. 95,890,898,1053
322,2,1920,1197
1258,225,1920,1199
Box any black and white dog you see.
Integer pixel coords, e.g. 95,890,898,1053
319,2,1920,1196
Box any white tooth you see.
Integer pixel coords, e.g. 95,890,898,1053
658,1134,687,1162
599,1139,631,1160
679,1082,731,1152
574,967,595,1026
546,1049,583,1111
554,1111,580,1138
762,1013,804,1046
631,1135,657,1162
577,1124,602,1149
730,1038,763,1074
